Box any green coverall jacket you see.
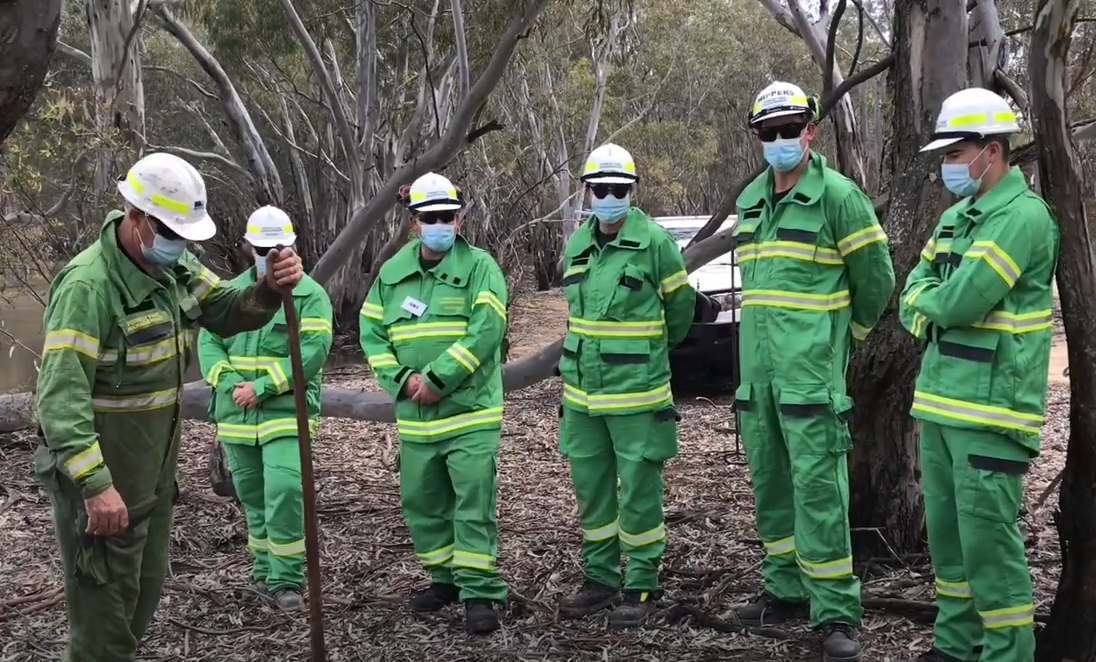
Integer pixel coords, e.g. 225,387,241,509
899,166,1058,455
197,270,334,445
733,152,894,403
35,211,284,512
359,237,508,443
558,208,697,416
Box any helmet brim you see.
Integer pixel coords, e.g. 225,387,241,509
583,175,636,185
162,213,217,242
750,107,811,125
414,202,463,212
919,137,963,153
247,233,297,248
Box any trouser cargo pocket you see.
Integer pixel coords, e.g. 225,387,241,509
644,407,681,462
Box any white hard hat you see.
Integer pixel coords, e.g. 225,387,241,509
581,143,638,185
244,205,296,248
921,87,1021,153
117,152,215,241
408,172,463,212
749,81,814,125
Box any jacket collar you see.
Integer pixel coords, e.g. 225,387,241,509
737,151,827,210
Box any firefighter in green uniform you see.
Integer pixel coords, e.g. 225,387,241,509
554,143,720,630
359,172,509,634
198,205,334,611
730,82,895,662
897,88,1056,662
34,153,305,662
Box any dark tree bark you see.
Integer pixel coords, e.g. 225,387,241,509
845,0,969,556
1029,1,1096,660
0,0,62,145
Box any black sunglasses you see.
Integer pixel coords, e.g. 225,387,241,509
418,211,457,225
141,213,183,242
590,183,632,200
756,124,808,143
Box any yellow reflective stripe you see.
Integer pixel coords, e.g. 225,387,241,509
417,544,455,566
660,270,689,295
966,241,1021,287
190,266,221,302
737,242,843,265
452,550,496,570
396,407,504,439
91,387,179,412
583,519,619,542
100,333,186,366
43,329,100,359
948,110,1016,128
228,356,290,392
979,604,1034,629
128,171,191,213
763,536,795,556
921,237,937,261
360,302,383,321
475,291,507,320
971,309,1053,334
447,343,480,372
562,382,673,413
837,225,887,256
620,523,666,547
389,322,467,341
367,352,400,369
568,317,664,338
936,578,972,599
205,360,234,386
248,535,269,551
904,281,934,306
269,539,306,557
741,289,851,311
564,266,587,279
64,443,105,480
797,555,853,579
217,417,317,440
299,317,333,334
752,95,809,115
912,391,1043,433
850,321,872,342
911,312,930,339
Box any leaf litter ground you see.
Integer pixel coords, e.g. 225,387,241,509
0,290,1068,661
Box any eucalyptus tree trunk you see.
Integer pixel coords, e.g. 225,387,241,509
0,0,62,145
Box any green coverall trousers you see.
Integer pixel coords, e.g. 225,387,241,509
920,421,1035,662
559,406,679,591
399,429,508,603
223,437,305,590
45,475,175,662
737,382,862,627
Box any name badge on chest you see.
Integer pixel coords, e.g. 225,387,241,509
401,296,428,317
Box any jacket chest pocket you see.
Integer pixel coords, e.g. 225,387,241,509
931,327,1000,402
604,263,657,322
767,212,839,286
262,317,291,356
113,309,179,382
562,257,590,317
735,209,763,285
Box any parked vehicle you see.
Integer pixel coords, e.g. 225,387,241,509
653,215,741,387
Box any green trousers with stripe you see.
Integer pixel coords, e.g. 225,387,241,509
735,381,862,627
920,421,1035,662
399,429,508,602
223,438,305,590
559,405,679,592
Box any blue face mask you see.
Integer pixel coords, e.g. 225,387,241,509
591,195,630,223
421,223,456,252
254,251,268,277
139,223,186,266
940,146,991,197
762,138,806,172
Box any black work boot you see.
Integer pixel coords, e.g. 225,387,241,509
464,599,500,634
608,590,658,630
734,592,809,626
558,579,620,618
273,587,304,612
409,582,459,613
821,622,862,662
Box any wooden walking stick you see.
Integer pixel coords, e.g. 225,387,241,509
275,246,327,661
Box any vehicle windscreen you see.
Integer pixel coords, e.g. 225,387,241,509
669,226,735,265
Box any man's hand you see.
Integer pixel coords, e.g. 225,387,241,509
404,374,424,398
264,247,305,291
233,382,260,409
85,486,129,536
411,379,441,405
